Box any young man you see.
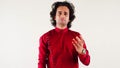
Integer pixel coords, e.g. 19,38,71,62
38,1,90,68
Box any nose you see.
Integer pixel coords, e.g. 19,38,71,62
61,13,65,18
60,14,65,19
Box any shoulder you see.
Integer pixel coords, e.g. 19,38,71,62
41,29,54,37
68,29,81,36
39,29,54,44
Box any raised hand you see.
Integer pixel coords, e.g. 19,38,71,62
72,36,85,54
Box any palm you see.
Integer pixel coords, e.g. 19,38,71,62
72,36,84,54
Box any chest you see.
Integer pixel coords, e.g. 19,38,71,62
48,31,78,54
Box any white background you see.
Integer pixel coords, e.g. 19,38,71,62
0,0,120,68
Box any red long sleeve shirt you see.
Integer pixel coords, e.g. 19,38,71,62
38,27,90,68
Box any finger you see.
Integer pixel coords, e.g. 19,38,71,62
76,36,84,46
72,41,78,49
72,38,78,45
78,35,85,45
79,35,84,43
72,38,79,47
76,36,82,44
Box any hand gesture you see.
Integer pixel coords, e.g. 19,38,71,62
72,36,85,54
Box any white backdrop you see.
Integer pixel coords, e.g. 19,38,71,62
0,0,120,68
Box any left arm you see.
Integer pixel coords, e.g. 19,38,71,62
72,35,90,66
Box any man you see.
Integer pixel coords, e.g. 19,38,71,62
38,1,90,68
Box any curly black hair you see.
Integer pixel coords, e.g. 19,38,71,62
50,1,75,28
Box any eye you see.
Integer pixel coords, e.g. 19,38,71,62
58,11,62,15
64,12,68,16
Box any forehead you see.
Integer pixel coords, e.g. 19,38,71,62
57,6,69,12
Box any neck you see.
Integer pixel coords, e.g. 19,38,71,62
56,24,67,29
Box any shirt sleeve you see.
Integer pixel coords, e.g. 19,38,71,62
78,43,90,66
75,32,90,66
38,34,48,68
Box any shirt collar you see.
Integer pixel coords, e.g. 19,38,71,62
55,27,68,33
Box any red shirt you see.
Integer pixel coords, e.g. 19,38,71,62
38,27,90,68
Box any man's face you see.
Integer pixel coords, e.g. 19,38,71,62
55,6,70,27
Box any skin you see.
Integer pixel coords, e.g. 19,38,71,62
72,36,85,55
55,6,69,29
55,6,85,55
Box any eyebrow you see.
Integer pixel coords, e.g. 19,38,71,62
58,11,68,13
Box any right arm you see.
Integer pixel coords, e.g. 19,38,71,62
38,35,48,68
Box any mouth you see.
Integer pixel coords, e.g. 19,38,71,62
61,19,65,21
60,20,65,23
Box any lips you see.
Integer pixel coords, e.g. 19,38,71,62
60,18,65,22
61,20,65,22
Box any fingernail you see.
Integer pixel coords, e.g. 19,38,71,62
76,36,78,38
